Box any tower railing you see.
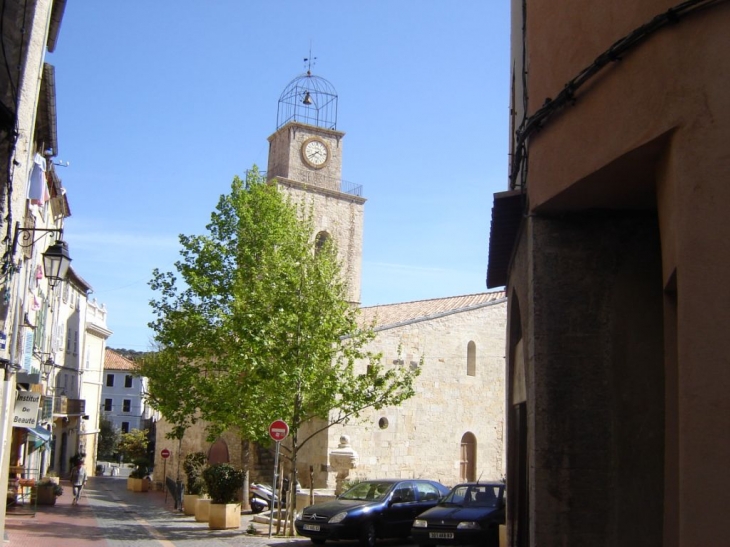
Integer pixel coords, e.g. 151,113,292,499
251,170,363,198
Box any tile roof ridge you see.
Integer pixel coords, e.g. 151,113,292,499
361,290,505,310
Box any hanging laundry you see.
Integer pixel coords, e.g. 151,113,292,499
28,153,50,205
35,264,43,280
30,289,41,311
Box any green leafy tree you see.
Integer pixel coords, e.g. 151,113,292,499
117,428,150,463
97,417,119,460
141,168,419,528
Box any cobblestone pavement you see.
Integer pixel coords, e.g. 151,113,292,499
3,476,321,547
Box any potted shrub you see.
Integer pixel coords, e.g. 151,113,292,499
195,496,212,522
33,478,63,505
44,470,60,485
182,452,208,516
127,458,150,492
202,463,244,529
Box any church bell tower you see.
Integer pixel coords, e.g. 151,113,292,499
267,71,365,305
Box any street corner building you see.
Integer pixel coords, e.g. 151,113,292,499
488,1,730,546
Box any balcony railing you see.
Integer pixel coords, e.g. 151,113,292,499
54,396,86,416
253,170,364,198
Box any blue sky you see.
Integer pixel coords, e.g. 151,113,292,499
50,2,511,351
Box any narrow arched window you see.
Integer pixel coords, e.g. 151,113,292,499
467,341,476,376
315,231,331,255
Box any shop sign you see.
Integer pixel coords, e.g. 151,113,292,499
13,391,41,428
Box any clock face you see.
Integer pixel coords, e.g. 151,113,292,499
302,138,329,168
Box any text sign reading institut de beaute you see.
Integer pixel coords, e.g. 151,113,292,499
13,391,41,428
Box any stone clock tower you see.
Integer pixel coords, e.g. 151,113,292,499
267,71,365,304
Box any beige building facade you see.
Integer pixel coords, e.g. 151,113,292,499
297,292,506,490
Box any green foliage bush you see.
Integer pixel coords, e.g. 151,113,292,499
129,458,150,479
202,463,244,504
183,452,208,496
37,478,63,496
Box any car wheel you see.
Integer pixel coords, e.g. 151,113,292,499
359,523,376,547
311,539,326,545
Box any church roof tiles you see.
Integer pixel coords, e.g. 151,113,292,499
359,291,506,331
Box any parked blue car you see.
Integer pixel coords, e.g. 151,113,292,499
295,479,450,547
411,482,505,547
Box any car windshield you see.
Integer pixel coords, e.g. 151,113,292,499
339,481,394,501
442,485,501,508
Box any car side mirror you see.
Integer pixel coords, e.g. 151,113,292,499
390,495,403,505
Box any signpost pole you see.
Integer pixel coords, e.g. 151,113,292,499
268,441,281,538
160,448,170,503
267,420,289,538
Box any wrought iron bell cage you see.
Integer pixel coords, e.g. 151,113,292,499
276,72,338,131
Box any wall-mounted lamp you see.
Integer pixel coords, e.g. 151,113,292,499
41,357,55,380
11,221,72,289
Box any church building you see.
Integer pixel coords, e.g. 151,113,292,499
154,70,506,491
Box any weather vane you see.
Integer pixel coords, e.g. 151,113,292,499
304,43,316,75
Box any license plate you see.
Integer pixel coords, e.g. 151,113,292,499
303,524,321,531
429,532,454,539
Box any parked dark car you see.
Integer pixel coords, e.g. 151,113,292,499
411,482,505,547
295,479,450,547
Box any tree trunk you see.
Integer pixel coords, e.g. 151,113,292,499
240,438,251,511
288,440,298,536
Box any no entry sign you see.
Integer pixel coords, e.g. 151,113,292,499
269,420,289,442
160,448,171,459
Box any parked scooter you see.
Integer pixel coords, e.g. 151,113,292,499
249,479,302,513
249,482,278,513
249,493,269,513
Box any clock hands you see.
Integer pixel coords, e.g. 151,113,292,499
304,139,327,166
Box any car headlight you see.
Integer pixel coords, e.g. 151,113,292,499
456,521,481,530
295,512,302,521
329,512,348,524
413,519,428,528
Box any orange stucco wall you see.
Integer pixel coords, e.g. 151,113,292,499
508,1,730,545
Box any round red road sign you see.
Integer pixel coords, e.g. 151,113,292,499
269,420,289,442
160,448,171,459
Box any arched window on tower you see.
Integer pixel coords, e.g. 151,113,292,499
467,341,476,376
315,231,331,255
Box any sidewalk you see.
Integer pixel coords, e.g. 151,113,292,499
5,478,108,547
3,476,308,546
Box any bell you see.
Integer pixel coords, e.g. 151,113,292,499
302,92,313,105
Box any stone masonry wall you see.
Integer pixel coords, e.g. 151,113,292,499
297,299,507,489
280,186,364,305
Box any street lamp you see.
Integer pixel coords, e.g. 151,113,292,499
11,221,72,289
41,240,71,289
41,357,55,380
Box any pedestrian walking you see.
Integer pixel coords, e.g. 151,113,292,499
70,460,87,505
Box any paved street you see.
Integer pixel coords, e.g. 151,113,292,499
3,475,322,547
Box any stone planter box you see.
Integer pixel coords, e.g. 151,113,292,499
208,502,241,530
32,485,58,505
127,477,149,492
195,498,211,522
183,494,199,516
